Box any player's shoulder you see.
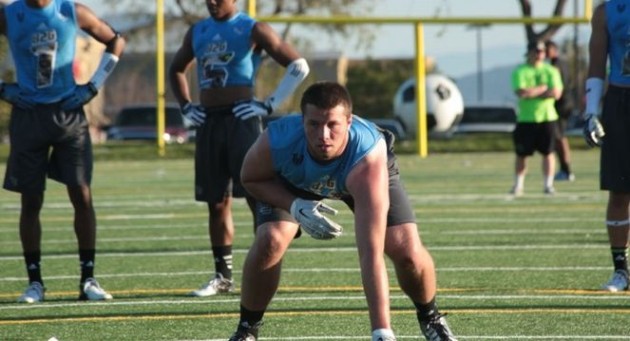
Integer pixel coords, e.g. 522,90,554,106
267,115,303,147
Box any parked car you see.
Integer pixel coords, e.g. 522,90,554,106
454,103,517,134
367,118,408,141
106,104,191,144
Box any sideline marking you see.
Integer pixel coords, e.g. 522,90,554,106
0,244,609,261
2,307,630,326
2,291,629,309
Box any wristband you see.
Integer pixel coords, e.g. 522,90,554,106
90,52,119,89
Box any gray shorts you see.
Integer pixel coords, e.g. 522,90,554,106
600,86,630,193
3,105,93,194
194,105,263,203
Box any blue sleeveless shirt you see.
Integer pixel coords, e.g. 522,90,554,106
192,12,260,90
5,0,78,103
267,115,383,199
606,0,630,85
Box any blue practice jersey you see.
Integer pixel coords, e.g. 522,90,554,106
606,0,630,86
192,12,261,90
267,115,383,199
5,0,78,103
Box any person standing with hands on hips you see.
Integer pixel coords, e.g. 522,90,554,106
168,0,309,297
0,0,125,303
582,0,629,292
227,81,457,341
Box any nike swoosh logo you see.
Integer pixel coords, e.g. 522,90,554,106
297,208,309,218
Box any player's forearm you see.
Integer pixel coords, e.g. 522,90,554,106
168,73,192,106
242,179,294,212
354,203,390,329
357,248,391,330
517,85,547,98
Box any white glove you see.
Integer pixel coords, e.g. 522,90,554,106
182,102,206,127
583,113,605,147
372,328,396,341
290,198,343,240
233,99,272,121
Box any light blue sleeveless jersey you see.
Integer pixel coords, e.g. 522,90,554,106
267,115,383,199
606,0,630,85
192,12,260,90
5,0,78,103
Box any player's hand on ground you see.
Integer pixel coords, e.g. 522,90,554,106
0,82,35,109
372,328,396,341
290,198,343,240
233,99,272,120
583,113,605,147
182,102,206,127
60,83,98,111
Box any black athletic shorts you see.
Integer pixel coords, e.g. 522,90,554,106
194,105,263,203
3,105,93,194
512,121,556,157
600,85,630,192
255,129,416,228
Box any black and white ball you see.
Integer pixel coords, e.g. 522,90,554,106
393,74,464,136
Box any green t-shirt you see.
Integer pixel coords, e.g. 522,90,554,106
511,62,563,123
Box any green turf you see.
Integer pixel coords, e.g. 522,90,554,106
1,150,629,340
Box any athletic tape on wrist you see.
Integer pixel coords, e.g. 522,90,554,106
267,58,309,111
90,52,119,89
584,77,604,117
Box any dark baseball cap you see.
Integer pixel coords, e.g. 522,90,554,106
527,41,545,52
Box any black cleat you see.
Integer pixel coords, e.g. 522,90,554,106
420,313,458,341
228,321,262,341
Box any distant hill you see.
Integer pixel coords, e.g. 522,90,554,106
455,65,519,106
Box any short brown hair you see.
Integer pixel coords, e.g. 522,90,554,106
300,81,353,116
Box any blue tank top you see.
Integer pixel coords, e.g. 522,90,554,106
267,115,382,199
5,0,78,103
192,12,260,90
606,0,630,85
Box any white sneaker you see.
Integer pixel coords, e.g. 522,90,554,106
601,270,629,292
190,273,235,297
509,186,523,197
18,282,45,303
544,186,556,195
80,278,113,301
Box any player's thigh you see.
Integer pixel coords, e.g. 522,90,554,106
194,115,231,202
4,108,53,193
48,113,93,186
254,202,300,248
600,88,630,192
513,123,536,156
228,116,262,175
534,122,555,155
384,222,424,261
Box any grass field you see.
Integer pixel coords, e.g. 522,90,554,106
1,149,629,341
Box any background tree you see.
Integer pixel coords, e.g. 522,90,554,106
517,0,568,43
